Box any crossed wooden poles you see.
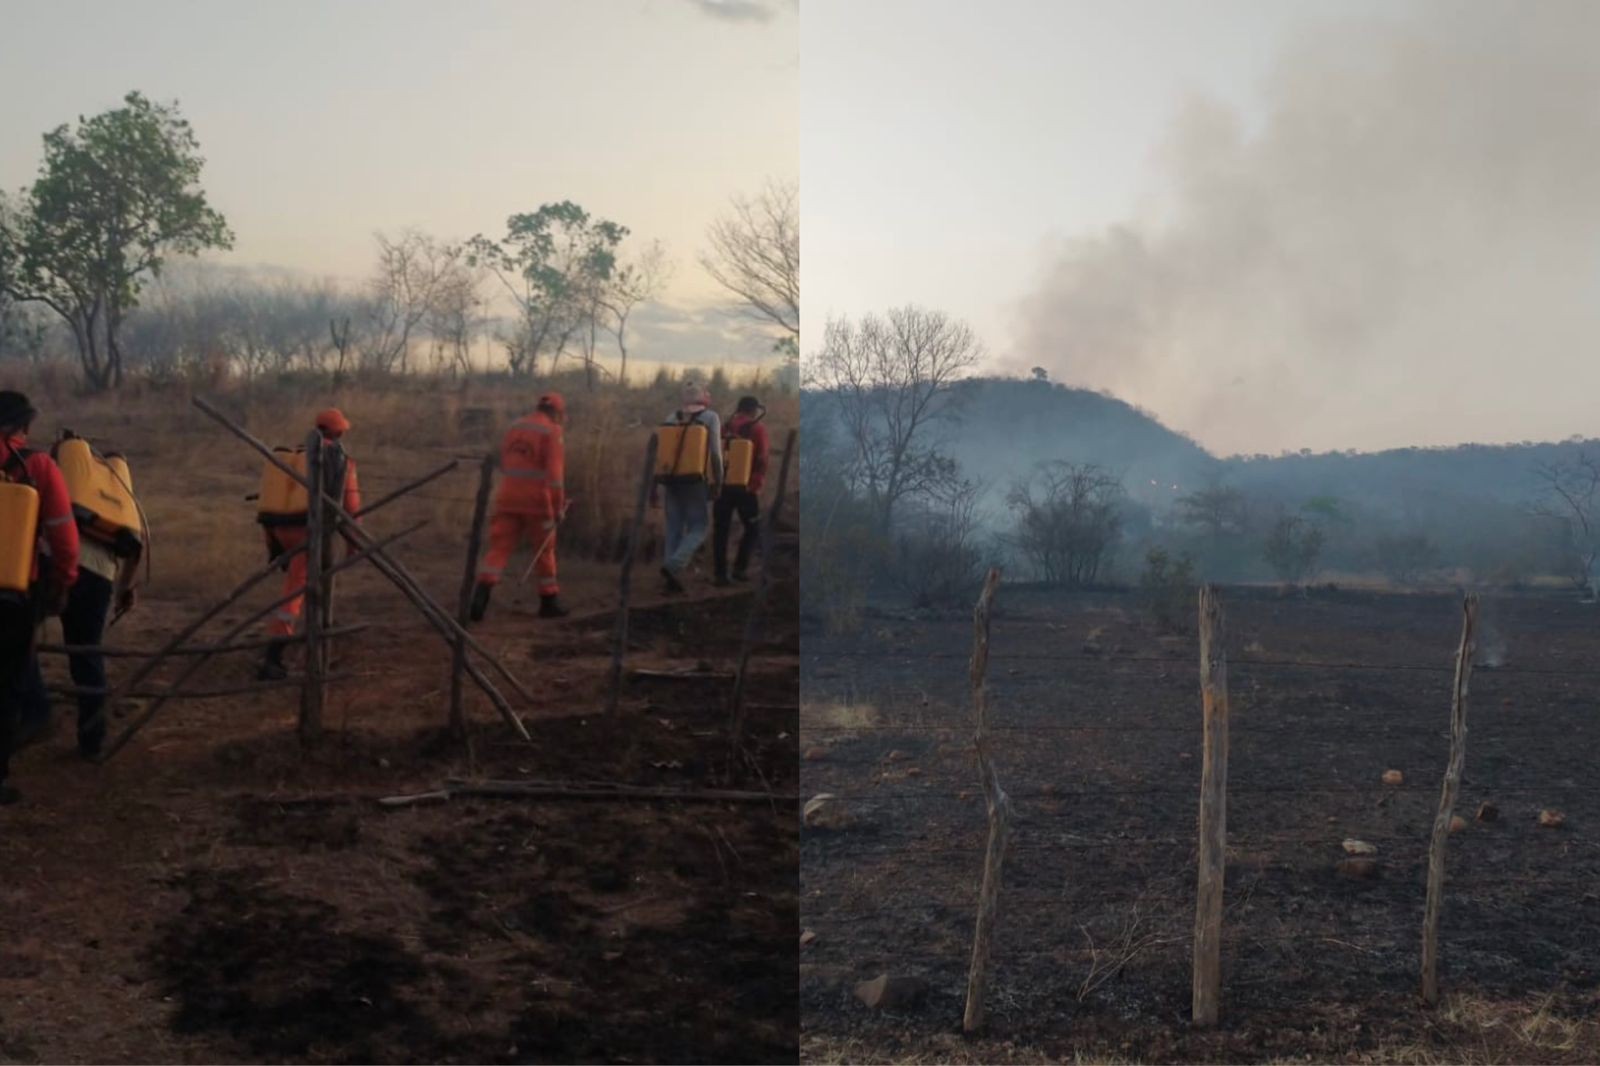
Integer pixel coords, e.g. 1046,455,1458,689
52,397,793,763
69,396,538,763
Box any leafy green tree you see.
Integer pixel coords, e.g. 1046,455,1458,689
468,202,627,377
0,92,232,389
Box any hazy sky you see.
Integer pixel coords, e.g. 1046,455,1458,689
803,0,1600,455
0,0,797,367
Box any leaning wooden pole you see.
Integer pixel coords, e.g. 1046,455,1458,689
193,397,535,730
730,428,798,742
962,567,1008,1035
101,521,428,762
452,452,495,739
607,434,659,715
100,452,445,722
1422,592,1478,1005
1192,585,1230,1027
300,431,326,744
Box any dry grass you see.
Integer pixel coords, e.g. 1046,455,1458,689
800,1033,1119,1065
801,699,881,732
0,367,796,602
1365,993,1597,1065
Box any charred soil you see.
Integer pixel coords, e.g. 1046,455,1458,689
0,545,798,1064
801,586,1600,1063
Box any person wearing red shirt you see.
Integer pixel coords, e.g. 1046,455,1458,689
713,396,770,586
0,391,80,805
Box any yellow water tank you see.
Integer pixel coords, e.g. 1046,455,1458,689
54,437,143,556
257,447,310,526
0,481,40,594
655,423,711,483
724,438,754,490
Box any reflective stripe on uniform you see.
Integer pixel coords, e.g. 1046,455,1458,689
273,609,298,623
502,468,549,479
43,514,72,527
510,420,552,434
548,481,563,490
536,578,559,592
480,563,504,575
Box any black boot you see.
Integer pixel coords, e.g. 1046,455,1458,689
538,594,570,618
469,581,493,623
257,641,288,681
660,566,686,594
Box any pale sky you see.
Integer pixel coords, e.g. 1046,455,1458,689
0,0,797,367
803,0,1600,455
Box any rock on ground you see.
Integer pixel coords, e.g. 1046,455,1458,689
854,973,928,1011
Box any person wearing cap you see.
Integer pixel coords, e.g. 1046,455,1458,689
258,408,361,680
712,395,770,586
0,391,80,805
470,392,568,622
656,380,723,594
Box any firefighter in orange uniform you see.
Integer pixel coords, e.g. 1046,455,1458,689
470,393,568,622
258,408,362,680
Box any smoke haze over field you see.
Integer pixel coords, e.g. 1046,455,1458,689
806,0,1600,454
1015,1,1600,454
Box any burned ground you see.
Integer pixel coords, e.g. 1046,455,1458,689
0,540,798,1064
800,586,1600,1063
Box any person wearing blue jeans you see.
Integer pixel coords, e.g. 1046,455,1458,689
657,381,723,594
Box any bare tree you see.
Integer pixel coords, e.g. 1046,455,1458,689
1006,461,1126,586
893,478,988,606
427,257,482,378
366,230,463,375
601,240,673,383
701,179,798,350
808,305,982,531
1532,450,1600,598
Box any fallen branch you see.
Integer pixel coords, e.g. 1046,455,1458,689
50,672,355,701
629,668,734,681
37,624,371,659
378,778,794,805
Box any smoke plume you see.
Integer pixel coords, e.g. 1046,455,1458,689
1013,1,1600,455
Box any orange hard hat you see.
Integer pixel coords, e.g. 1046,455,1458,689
315,408,351,436
537,392,566,417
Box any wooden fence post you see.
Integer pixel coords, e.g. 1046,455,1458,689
300,430,325,745
730,428,798,743
1192,585,1229,1027
452,452,495,740
607,435,658,715
963,567,1008,1034
1422,592,1478,1005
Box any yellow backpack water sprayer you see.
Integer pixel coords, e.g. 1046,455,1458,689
0,474,39,595
53,434,144,558
654,415,712,484
257,447,311,526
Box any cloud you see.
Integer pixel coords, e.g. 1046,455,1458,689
686,0,781,24
1011,1,1600,454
